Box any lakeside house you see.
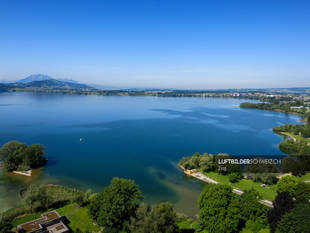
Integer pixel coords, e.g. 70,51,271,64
17,210,70,233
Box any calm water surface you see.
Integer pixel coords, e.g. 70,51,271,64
0,93,301,215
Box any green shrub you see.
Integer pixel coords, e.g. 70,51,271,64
276,176,298,195
229,173,242,183
262,175,278,185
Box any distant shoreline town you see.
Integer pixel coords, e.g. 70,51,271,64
1,74,310,101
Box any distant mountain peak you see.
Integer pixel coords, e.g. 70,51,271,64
18,74,53,83
57,78,79,84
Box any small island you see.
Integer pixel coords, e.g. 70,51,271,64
0,141,47,177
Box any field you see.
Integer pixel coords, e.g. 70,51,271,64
203,172,310,201
298,172,310,182
204,172,277,201
57,204,101,232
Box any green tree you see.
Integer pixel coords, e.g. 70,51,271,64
25,185,39,213
3,152,23,171
1,141,27,171
294,182,310,202
281,156,305,176
229,172,242,183
239,189,268,226
38,187,51,210
82,189,94,205
88,193,101,221
0,219,13,233
191,152,201,168
129,203,151,233
179,153,201,170
24,144,45,168
0,141,26,159
199,153,214,172
90,178,143,232
147,202,178,233
227,162,242,175
258,229,270,233
198,184,241,233
74,192,84,206
261,175,278,185
129,202,178,233
268,192,294,233
277,202,310,233
0,141,46,171
241,220,267,233
179,156,192,169
276,176,298,195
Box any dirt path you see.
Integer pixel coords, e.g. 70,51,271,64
280,132,297,142
180,166,273,208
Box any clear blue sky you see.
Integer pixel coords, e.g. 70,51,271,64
0,0,309,89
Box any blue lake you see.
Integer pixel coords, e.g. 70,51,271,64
0,92,301,214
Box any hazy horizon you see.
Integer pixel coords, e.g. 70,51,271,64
1,73,310,90
1,0,309,89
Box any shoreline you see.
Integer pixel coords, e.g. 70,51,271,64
12,170,32,177
179,165,274,208
279,132,297,142
0,159,47,177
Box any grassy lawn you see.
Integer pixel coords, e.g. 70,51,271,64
178,219,193,229
11,204,100,233
56,204,100,232
177,219,199,231
12,212,42,227
204,172,277,201
297,172,310,182
233,179,277,201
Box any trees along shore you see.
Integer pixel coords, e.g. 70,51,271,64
240,101,310,157
1,148,309,232
0,141,47,175
178,152,310,233
0,178,181,233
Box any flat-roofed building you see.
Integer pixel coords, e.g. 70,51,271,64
17,210,70,233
